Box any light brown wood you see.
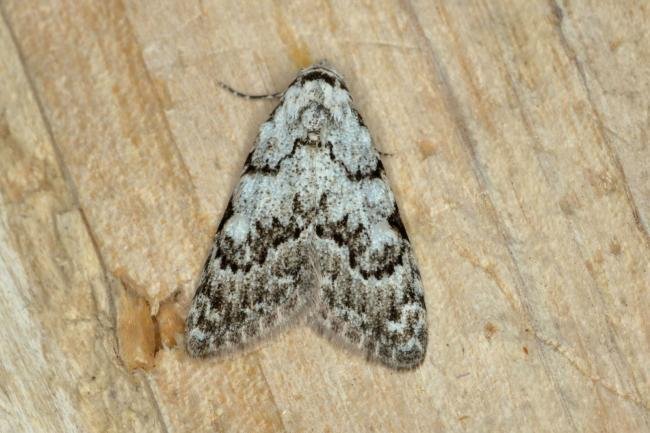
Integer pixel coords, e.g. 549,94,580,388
0,1,648,432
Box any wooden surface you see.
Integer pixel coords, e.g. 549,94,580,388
0,1,648,432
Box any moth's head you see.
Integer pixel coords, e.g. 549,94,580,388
296,61,348,91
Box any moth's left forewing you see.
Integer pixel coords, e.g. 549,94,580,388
185,75,320,358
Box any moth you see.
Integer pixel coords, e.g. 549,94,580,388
185,63,427,369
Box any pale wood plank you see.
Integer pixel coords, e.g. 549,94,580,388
0,1,647,432
0,12,165,432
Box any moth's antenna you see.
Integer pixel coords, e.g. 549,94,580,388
216,81,283,100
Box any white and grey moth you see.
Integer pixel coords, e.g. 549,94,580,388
185,63,427,369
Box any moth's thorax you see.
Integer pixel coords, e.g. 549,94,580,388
280,82,352,144
299,102,328,132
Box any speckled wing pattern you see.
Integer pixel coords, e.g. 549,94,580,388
185,64,427,369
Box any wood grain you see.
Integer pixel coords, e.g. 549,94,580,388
0,1,647,432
